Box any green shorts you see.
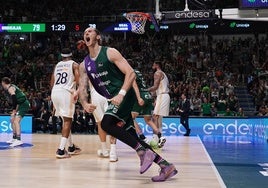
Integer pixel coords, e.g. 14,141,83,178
17,100,30,117
105,88,136,129
132,91,153,116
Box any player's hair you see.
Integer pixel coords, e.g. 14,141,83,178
94,28,102,45
61,48,72,58
1,77,11,84
154,60,162,69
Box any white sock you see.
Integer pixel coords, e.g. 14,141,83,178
59,137,67,150
110,144,116,153
101,142,107,152
68,133,73,147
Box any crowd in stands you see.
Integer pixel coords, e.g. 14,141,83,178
0,31,267,133
1,0,268,133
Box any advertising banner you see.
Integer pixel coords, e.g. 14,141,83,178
0,115,32,133
137,116,268,139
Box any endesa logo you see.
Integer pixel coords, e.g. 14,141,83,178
203,120,250,135
174,10,211,19
137,117,268,138
163,10,215,20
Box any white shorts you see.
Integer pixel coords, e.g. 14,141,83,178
153,93,170,116
51,89,75,118
91,89,108,123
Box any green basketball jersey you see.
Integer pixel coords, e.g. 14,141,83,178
12,84,27,104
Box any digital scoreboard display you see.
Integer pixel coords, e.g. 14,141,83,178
0,23,97,33
0,23,45,32
239,0,268,9
46,23,97,33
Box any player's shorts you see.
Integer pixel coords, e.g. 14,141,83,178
105,88,136,129
17,100,30,117
153,93,170,116
51,88,75,118
91,89,108,123
132,91,153,116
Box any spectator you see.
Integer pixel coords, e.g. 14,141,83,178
236,107,245,117
257,106,268,116
224,107,235,117
201,97,212,117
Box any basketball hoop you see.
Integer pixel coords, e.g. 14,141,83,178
123,12,150,34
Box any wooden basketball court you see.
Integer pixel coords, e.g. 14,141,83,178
0,134,226,188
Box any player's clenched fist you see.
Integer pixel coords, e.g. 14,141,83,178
84,103,97,113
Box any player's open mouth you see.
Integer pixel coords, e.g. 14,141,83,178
86,37,90,42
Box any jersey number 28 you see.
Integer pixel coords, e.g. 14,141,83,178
55,72,68,85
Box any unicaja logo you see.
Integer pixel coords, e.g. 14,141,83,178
189,23,196,29
230,22,236,28
189,23,208,29
230,22,250,28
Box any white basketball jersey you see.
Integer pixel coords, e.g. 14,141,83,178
52,60,76,91
156,70,169,96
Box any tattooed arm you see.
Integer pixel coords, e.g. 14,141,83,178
78,62,96,113
148,71,162,92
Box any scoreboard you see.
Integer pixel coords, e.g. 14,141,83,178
0,23,97,33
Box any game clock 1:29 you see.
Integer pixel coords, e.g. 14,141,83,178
50,24,66,31
47,23,83,33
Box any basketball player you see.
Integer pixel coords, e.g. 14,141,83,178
50,48,81,159
129,59,166,146
89,81,118,162
1,77,30,147
147,61,170,148
79,27,177,182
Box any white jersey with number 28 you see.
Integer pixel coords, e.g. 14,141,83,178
52,60,76,92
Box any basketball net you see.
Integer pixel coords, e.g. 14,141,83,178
124,12,150,34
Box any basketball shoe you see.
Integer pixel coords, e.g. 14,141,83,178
56,149,71,159
151,164,178,182
109,150,118,162
97,149,109,158
9,139,23,147
68,144,81,155
158,136,166,148
6,138,16,144
139,149,156,174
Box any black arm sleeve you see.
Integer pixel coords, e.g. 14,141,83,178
11,94,17,110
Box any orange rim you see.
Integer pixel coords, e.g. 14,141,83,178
125,12,150,21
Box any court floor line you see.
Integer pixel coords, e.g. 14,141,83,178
197,135,227,188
